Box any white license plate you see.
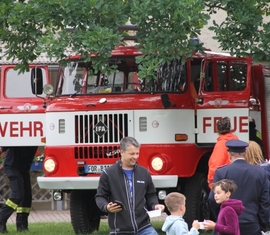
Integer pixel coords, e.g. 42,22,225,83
84,164,112,173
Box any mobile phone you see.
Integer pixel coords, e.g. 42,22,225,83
113,200,125,210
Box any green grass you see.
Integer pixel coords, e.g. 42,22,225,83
5,221,211,235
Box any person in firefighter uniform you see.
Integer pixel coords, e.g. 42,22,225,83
0,146,37,233
249,117,265,157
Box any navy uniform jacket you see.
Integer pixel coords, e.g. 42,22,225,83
209,159,270,233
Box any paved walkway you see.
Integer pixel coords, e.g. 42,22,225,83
7,210,167,224
8,210,71,224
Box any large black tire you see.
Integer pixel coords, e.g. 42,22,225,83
183,172,211,228
70,190,101,234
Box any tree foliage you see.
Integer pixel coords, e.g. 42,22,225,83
205,0,270,62
0,0,269,76
0,0,130,72
129,0,208,78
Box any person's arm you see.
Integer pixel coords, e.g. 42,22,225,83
167,220,199,235
95,170,124,214
214,208,239,234
95,171,110,213
144,171,161,210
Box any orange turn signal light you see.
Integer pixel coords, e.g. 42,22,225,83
175,134,188,141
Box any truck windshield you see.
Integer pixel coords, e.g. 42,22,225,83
56,58,187,96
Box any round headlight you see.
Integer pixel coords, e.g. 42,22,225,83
151,157,164,171
44,158,56,172
43,84,54,95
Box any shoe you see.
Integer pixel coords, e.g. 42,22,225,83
16,226,28,232
0,224,7,233
16,213,29,232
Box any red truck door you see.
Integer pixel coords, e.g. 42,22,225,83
195,56,252,144
0,65,50,146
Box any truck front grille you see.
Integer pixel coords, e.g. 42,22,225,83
74,146,120,159
74,113,129,144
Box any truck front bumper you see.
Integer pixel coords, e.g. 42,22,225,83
37,175,178,190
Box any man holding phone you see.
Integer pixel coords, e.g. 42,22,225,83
95,137,165,235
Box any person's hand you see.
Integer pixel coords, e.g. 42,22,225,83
203,220,216,230
154,204,165,212
192,220,200,230
106,202,123,213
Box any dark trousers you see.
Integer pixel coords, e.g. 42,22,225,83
239,223,261,235
212,223,262,235
0,166,32,227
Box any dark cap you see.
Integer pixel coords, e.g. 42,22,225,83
225,140,248,153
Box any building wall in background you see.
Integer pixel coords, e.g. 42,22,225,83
199,10,226,53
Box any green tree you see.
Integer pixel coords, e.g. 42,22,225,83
0,0,130,72
0,0,208,77
0,0,269,76
205,0,270,62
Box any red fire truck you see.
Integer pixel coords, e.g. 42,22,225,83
37,44,270,234
0,63,54,146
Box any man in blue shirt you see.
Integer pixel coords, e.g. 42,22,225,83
95,137,165,235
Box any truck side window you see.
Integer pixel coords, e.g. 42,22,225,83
190,60,213,93
155,59,186,92
203,61,247,92
217,62,247,91
190,64,201,93
6,68,47,98
204,63,213,92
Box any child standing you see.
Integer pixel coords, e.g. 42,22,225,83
204,179,245,235
162,192,200,235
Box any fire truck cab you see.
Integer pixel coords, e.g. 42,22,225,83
37,45,270,234
0,64,52,146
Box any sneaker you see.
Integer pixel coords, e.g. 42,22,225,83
16,226,28,232
0,224,7,233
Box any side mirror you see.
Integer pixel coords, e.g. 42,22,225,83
31,67,43,95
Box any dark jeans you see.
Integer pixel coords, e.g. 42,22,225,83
116,226,157,235
239,223,261,235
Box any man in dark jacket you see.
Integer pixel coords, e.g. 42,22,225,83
0,146,37,233
209,140,269,235
95,137,165,235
